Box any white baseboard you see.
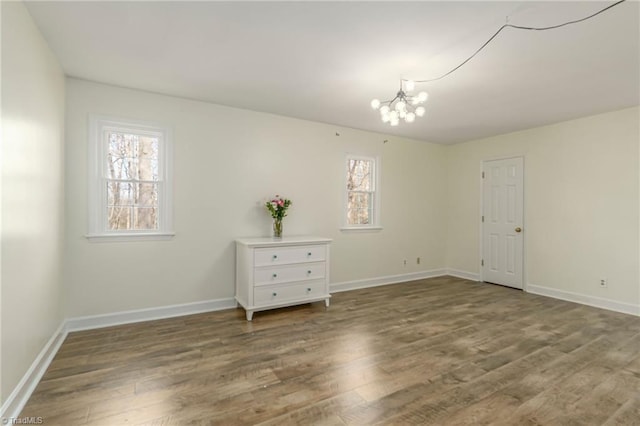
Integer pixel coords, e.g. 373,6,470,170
446,269,480,281
1,297,238,420
330,269,447,293
65,297,237,332
0,321,68,420
527,284,639,316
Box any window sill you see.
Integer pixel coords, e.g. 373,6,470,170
340,226,383,232
85,232,175,242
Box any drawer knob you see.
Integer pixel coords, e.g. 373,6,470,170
307,288,311,292
307,270,312,274
272,273,278,278
273,255,278,259
272,292,277,297
307,252,312,256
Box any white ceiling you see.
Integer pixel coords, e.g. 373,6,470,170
24,1,639,144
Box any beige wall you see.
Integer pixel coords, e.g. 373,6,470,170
1,2,66,404
446,107,639,310
63,78,448,317
63,80,640,317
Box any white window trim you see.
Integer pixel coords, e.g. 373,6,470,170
341,154,382,231
87,115,174,241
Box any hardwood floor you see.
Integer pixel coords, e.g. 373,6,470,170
21,276,640,425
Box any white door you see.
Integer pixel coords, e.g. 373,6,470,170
482,157,524,289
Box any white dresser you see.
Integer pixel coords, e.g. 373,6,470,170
235,236,331,321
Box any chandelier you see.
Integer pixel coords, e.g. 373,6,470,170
370,80,428,126
367,0,626,127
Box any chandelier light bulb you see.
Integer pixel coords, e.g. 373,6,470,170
371,79,429,126
404,80,415,91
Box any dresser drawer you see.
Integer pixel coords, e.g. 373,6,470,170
254,262,325,286
254,280,327,306
254,245,326,267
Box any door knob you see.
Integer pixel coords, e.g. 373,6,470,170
515,227,522,233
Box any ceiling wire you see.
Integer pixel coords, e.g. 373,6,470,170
409,0,627,85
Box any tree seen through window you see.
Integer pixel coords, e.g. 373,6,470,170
106,132,159,230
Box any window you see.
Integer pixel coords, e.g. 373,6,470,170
88,116,173,240
344,155,381,229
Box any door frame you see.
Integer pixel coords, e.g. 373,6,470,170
479,155,526,291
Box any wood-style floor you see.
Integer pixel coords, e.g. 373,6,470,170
21,276,640,425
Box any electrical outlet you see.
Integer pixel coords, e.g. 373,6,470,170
600,278,607,288
417,257,421,265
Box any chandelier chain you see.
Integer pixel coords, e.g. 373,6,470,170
409,0,627,84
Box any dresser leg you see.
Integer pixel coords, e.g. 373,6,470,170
325,298,330,308
246,310,254,321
